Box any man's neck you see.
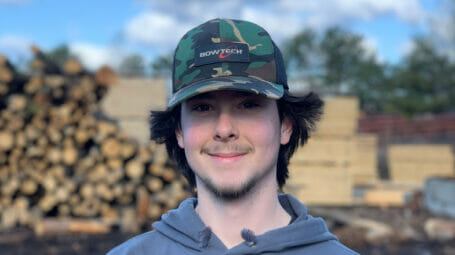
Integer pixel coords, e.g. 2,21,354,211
195,179,291,249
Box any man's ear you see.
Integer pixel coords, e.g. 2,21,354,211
176,126,184,149
280,116,293,145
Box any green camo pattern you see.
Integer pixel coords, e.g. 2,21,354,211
170,18,285,108
168,76,284,107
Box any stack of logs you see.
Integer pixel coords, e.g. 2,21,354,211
0,47,191,234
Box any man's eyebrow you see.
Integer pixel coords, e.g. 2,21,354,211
190,91,261,100
233,91,261,98
187,93,214,102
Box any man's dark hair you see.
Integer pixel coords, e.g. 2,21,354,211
150,91,323,189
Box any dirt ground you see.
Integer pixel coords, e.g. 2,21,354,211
0,226,134,255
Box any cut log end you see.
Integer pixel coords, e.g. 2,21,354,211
63,58,83,75
95,65,118,87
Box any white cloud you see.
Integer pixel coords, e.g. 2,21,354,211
0,38,131,71
241,7,303,43
398,39,416,58
361,36,383,62
124,3,306,52
0,35,33,61
126,0,428,63
337,0,423,23
128,0,426,48
70,43,128,71
427,1,455,60
135,0,245,20
125,12,192,52
280,0,424,27
430,15,453,42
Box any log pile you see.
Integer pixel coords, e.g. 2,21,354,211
0,48,191,233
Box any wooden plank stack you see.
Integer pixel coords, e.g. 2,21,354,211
388,145,454,185
350,134,378,185
362,181,420,208
285,96,379,205
286,164,352,205
314,96,360,137
100,78,168,145
0,49,191,232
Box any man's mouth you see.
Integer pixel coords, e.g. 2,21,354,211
202,144,251,156
206,152,247,164
202,145,251,162
207,152,247,158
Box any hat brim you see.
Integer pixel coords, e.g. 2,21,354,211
168,76,284,108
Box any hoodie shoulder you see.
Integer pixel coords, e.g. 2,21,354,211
271,194,359,254
107,198,205,255
307,240,360,255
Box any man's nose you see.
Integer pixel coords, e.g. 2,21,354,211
213,111,238,142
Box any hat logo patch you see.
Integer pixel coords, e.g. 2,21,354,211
194,42,249,66
198,45,243,59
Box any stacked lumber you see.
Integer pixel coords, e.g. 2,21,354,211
286,164,352,205
388,145,454,185
286,97,379,205
0,49,190,232
314,96,359,137
362,181,420,208
100,78,167,144
349,134,378,186
291,136,352,166
360,145,453,208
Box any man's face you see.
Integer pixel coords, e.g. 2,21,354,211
176,90,292,200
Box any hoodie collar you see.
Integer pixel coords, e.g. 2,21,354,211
152,194,337,254
152,198,226,252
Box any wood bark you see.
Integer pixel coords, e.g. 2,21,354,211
0,50,191,232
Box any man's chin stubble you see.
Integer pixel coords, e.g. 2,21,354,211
198,176,258,201
195,164,275,201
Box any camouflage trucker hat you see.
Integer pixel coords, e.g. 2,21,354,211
168,18,289,108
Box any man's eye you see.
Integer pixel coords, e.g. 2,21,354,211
242,101,260,109
192,104,211,112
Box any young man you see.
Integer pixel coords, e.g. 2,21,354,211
109,18,358,254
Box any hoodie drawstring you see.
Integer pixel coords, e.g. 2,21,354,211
241,228,257,247
199,227,258,249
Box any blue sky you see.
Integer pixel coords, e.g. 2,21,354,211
0,0,453,71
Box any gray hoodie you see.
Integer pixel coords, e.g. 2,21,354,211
108,194,359,254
